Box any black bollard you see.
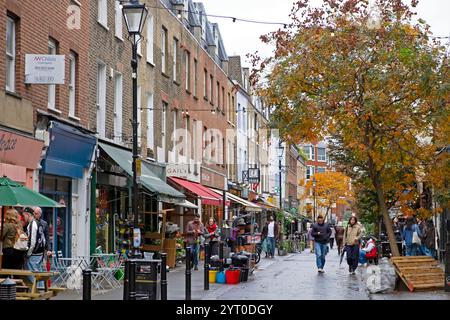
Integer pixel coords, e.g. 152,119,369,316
82,269,92,300
219,241,224,271
204,243,210,291
185,246,191,300
123,259,130,300
129,260,136,300
160,253,167,300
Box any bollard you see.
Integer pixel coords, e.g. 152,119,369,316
129,260,136,300
204,243,210,291
160,253,167,300
123,259,130,300
219,241,224,271
82,269,92,301
185,246,192,300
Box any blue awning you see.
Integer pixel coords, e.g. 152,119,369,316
41,121,96,179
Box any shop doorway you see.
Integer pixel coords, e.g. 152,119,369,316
40,175,72,258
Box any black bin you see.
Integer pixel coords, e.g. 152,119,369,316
232,255,249,268
239,268,249,282
130,259,161,300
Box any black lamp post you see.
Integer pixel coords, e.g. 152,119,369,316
312,176,317,222
123,0,148,258
277,141,284,212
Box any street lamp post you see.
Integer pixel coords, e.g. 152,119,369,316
277,141,284,212
312,176,317,222
123,0,148,258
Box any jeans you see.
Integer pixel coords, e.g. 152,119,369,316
26,254,45,287
345,245,360,271
405,244,420,256
314,242,328,269
189,244,200,267
359,251,367,264
267,237,276,257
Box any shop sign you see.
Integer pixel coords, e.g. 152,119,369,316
25,54,65,84
166,163,200,183
0,129,44,169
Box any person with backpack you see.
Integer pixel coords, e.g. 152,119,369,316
33,207,50,261
344,216,362,274
23,207,46,286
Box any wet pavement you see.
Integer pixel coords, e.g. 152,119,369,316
54,246,450,300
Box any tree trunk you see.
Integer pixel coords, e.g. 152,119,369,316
369,165,401,256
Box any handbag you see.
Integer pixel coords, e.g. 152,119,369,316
412,230,421,245
13,230,29,251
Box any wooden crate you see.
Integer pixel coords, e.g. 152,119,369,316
391,256,445,292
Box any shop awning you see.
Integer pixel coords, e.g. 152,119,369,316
210,189,261,212
176,199,199,209
255,197,279,211
99,142,185,202
42,121,96,179
168,177,224,206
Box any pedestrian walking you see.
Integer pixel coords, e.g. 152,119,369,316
261,216,279,258
23,207,46,286
421,219,436,258
311,215,332,273
204,217,220,256
185,213,205,270
1,208,27,269
307,225,315,253
335,222,345,255
401,216,422,256
344,216,362,275
329,226,336,249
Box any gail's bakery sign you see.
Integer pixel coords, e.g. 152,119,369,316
166,163,200,183
0,129,44,169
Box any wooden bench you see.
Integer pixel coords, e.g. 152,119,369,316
0,269,62,300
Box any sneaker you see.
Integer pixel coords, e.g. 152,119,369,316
351,270,356,275
318,268,324,273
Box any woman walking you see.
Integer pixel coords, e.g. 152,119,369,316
204,217,220,256
402,216,422,256
344,216,362,275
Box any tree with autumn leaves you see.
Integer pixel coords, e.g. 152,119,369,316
251,0,449,256
303,171,352,220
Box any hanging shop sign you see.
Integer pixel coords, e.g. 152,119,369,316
248,168,260,184
25,54,65,84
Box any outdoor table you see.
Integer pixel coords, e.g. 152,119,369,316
0,268,63,299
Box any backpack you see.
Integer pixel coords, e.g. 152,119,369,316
28,220,46,254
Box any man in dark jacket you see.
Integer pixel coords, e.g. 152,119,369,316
311,215,332,273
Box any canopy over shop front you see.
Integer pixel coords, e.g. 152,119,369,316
176,199,198,209
168,177,229,206
255,197,278,211
98,142,185,203
209,188,261,212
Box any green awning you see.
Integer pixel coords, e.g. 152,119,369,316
99,142,185,202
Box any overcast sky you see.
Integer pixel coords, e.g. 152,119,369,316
201,0,450,68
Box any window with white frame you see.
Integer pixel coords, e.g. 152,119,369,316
96,62,107,138
306,166,315,180
161,27,167,74
172,38,178,81
193,59,197,97
310,146,315,160
185,115,190,160
114,1,122,39
146,94,154,151
6,16,16,92
185,51,190,91
48,39,57,109
98,0,107,27
317,167,326,173
317,147,326,162
68,52,77,118
146,14,154,64
114,73,123,142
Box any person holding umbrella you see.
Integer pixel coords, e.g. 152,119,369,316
343,216,362,275
311,214,332,273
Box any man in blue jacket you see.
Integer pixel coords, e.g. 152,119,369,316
311,215,332,273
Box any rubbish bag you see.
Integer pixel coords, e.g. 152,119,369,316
362,257,397,294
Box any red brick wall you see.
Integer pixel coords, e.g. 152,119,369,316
1,0,90,128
